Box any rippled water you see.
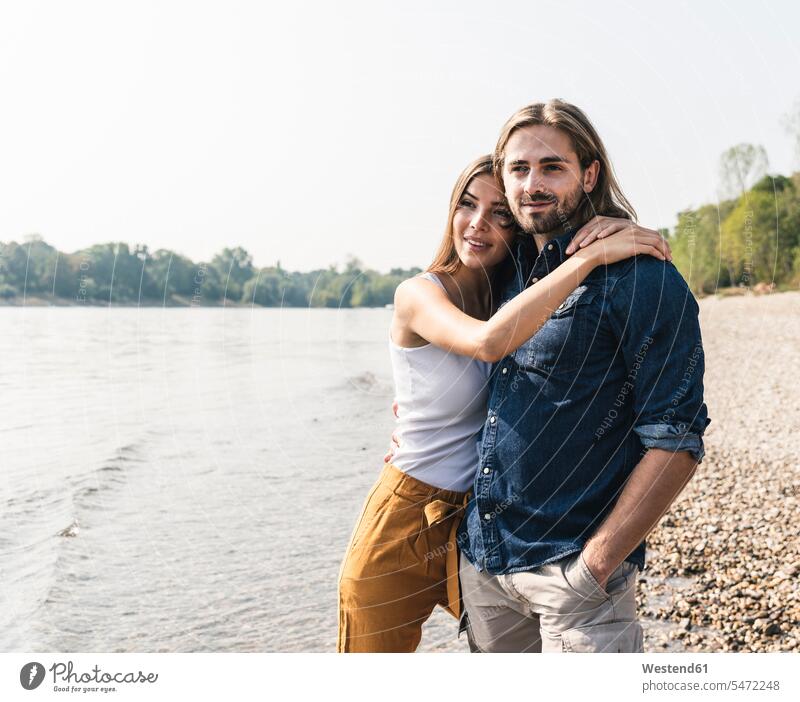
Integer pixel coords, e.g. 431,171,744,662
0,307,462,652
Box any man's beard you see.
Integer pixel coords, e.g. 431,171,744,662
510,183,585,236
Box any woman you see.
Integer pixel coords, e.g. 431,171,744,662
337,155,670,652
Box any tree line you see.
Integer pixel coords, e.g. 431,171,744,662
669,148,800,294
0,240,420,307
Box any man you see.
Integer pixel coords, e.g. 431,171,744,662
456,99,710,652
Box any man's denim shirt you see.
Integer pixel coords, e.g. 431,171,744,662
458,228,711,575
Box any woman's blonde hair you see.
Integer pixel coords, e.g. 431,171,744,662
493,99,637,224
427,155,515,275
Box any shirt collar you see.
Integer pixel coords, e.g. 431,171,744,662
515,224,579,287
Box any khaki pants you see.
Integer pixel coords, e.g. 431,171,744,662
460,551,644,652
337,464,469,653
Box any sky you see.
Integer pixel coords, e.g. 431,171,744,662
1,0,798,272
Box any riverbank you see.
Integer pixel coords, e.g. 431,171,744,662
422,290,800,652
638,290,799,652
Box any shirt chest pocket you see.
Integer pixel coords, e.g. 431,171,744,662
515,285,599,374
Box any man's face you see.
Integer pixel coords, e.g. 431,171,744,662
502,124,597,236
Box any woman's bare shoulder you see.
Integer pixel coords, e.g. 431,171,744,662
394,274,447,313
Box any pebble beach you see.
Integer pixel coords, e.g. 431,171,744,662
638,290,800,652
422,290,800,653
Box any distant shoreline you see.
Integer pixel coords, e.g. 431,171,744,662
0,295,248,308
0,295,394,308
1,287,793,308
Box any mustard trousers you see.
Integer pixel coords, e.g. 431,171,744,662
337,464,469,652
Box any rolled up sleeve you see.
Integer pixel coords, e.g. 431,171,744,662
608,258,711,462
634,422,706,461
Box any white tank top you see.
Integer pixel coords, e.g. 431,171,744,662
388,272,492,493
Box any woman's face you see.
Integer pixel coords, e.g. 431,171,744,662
452,173,516,271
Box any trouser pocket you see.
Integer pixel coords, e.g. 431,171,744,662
513,553,641,653
560,620,644,652
344,480,392,554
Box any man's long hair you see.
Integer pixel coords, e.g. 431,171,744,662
493,99,637,225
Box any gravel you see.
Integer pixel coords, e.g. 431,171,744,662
639,290,800,652
422,290,800,653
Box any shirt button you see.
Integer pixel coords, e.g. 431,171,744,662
547,243,554,251
530,277,539,283
557,302,565,310
501,367,508,374
482,467,490,474
489,416,496,425
484,513,492,520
